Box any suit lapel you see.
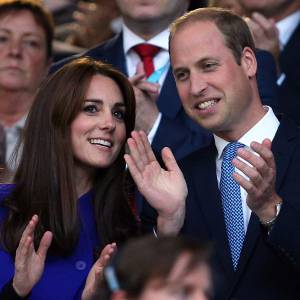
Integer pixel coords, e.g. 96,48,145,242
97,33,128,75
280,21,300,69
272,117,299,190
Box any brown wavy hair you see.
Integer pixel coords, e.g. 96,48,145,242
1,57,138,256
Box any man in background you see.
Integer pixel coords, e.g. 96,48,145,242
52,0,278,162
240,0,300,124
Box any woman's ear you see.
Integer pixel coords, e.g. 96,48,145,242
241,47,257,78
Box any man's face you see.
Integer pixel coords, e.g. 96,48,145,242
138,254,212,300
0,10,50,93
115,0,189,24
171,21,258,141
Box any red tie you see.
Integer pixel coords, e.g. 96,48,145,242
133,43,160,77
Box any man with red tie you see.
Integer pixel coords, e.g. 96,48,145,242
52,0,277,162
52,0,214,163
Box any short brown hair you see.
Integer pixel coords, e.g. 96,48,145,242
0,0,54,58
99,235,211,299
169,7,255,64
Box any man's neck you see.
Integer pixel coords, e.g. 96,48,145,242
123,19,168,40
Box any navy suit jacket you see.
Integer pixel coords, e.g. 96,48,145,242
142,117,300,300
51,33,278,160
278,21,300,125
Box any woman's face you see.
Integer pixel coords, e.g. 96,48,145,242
71,74,127,170
0,10,49,93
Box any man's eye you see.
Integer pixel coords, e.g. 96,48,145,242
175,72,188,81
113,110,125,120
83,105,98,113
204,62,217,71
0,35,8,43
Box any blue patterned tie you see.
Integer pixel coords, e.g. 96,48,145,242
220,142,245,270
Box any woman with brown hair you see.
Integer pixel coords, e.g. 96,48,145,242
0,56,140,299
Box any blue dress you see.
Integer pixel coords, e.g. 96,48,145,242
0,184,101,300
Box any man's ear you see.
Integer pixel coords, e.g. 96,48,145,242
241,47,257,78
111,290,128,300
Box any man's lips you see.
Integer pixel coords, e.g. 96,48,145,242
194,98,221,110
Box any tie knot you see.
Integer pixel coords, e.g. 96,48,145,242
223,142,244,161
133,43,160,58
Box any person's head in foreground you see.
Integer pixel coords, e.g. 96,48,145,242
99,235,212,300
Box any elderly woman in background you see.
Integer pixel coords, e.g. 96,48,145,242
0,0,53,177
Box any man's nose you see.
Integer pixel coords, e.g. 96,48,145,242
190,73,208,97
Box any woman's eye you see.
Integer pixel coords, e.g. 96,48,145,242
24,39,41,49
113,110,125,120
83,104,98,113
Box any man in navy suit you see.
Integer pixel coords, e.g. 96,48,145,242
125,8,300,300
51,0,278,161
241,0,300,125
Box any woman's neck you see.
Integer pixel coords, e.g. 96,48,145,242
75,164,96,197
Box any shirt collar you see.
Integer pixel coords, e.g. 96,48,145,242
122,23,169,54
214,106,279,160
277,10,300,49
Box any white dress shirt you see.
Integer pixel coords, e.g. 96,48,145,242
214,106,280,231
122,24,171,143
5,115,26,171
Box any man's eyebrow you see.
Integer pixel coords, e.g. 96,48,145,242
173,66,188,73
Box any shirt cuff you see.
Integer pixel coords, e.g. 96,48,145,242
147,113,162,145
